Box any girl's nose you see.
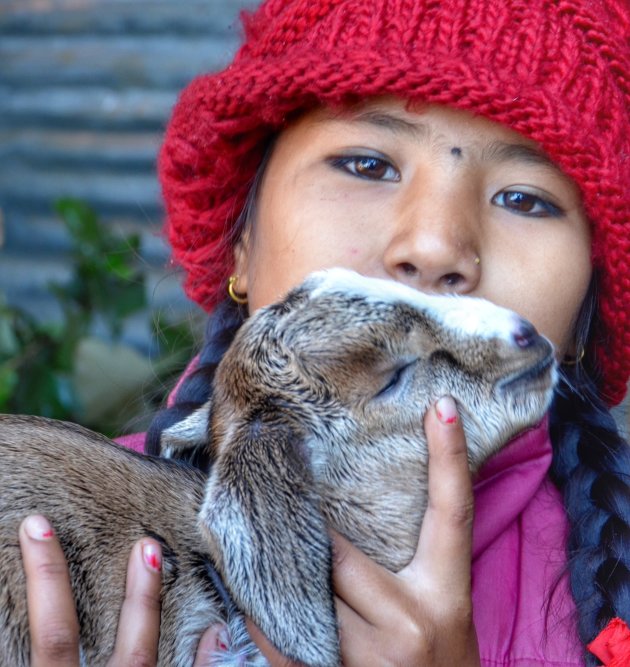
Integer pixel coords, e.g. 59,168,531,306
384,194,482,295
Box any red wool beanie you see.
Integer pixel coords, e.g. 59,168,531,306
159,0,630,405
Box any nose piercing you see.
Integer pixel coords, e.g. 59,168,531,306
474,257,481,265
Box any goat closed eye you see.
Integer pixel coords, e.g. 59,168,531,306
375,361,416,399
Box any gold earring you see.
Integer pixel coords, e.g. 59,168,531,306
562,347,585,366
227,275,248,305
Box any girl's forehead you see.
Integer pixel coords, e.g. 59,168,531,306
305,97,519,132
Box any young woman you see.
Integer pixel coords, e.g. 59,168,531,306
19,0,630,665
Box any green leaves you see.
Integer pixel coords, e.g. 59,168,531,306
0,301,79,419
1,200,198,436
54,198,147,339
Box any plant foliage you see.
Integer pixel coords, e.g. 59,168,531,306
0,199,197,436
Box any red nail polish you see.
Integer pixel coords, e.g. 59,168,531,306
436,396,458,424
436,409,458,424
23,515,55,541
142,543,162,572
218,627,230,651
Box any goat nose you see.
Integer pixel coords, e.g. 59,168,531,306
512,319,539,348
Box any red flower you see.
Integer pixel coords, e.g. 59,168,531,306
588,618,630,666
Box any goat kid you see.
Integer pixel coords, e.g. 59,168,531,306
0,269,557,667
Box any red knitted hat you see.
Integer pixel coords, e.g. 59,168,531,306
159,0,630,405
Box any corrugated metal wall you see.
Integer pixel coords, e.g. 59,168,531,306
0,0,254,343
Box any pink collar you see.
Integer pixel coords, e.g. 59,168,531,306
472,417,552,560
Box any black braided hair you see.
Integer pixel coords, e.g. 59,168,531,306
145,297,247,470
550,370,630,664
548,275,630,663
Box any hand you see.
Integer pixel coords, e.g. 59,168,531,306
19,516,163,667
244,395,480,666
19,516,227,667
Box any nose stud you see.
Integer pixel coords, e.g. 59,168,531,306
474,257,481,265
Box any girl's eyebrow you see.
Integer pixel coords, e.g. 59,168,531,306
340,110,563,174
346,110,429,140
481,140,559,171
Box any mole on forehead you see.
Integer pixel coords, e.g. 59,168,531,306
451,147,463,157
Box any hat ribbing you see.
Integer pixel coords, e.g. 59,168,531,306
159,0,630,404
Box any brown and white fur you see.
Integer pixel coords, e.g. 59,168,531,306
0,269,557,667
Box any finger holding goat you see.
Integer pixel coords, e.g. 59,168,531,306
246,402,480,667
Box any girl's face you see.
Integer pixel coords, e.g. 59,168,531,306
234,99,591,358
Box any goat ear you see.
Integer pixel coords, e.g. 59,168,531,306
146,400,214,471
198,421,340,667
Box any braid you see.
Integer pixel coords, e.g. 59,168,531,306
145,297,247,469
549,369,630,662
549,275,630,660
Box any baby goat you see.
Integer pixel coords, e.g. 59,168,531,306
0,269,557,667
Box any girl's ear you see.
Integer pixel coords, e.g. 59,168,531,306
232,230,252,296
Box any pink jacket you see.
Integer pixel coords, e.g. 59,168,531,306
471,419,583,665
117,418,584,666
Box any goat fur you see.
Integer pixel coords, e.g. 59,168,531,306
0,269,557,666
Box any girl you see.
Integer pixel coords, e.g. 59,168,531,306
19,0,630,665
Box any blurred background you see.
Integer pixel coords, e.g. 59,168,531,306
0,0,255,434
0,0,627,437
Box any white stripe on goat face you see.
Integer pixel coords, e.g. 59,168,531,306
307,268,523,343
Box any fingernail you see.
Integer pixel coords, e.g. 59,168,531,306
23,515,55,541
142,541,162,572
218,625,230,652
436,396,458,425
197,624,228,657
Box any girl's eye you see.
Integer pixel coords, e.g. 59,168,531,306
330,156,400,182
492,189,564,217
